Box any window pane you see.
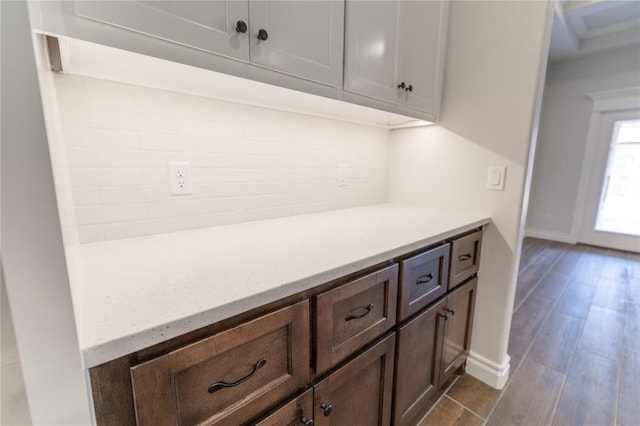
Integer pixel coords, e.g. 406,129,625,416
594,119,640,236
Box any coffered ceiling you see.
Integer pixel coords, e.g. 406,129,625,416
548,0,640,63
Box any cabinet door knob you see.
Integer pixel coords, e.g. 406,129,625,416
301,416,314,425
257,28,269,41
445,308,455,316
320,403,333,416
235,20,248,34
405,84,413,92
397,82,406,89
438,311,450,320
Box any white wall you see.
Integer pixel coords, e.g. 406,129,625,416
389,1,552,388
1,1,92,424
53,74,390,243
526,46,640,240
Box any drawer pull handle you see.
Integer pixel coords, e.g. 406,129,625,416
301,416,314,425
459,254,472,262
416,273,434,285
207,358,267,394
345,303,374,321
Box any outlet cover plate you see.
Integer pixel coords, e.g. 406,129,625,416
168,162,193,196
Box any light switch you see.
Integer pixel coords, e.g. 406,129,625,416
487,166,506,191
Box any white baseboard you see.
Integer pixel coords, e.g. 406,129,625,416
524,228,576,244
466,351,510,390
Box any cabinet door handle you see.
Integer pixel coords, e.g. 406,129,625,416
301,416,314,425
438,311,450,320
320,403,333,416
207,358,266,393
459,254,472,262
235,20,248,34
445,308,455,316
405,84,413,92
345,303,374,321
397,82,406,89
416,273,434,285
257,28,269,41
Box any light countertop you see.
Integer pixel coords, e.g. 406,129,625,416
69,204,490,368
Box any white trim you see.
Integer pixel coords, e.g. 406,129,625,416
466,351,510,390
571,87,640,244
525,228,576,244
587,87,640,112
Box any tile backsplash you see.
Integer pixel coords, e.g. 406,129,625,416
53,74,390,243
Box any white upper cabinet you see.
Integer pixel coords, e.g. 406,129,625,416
74,0,344,87
74,1,250,61
344,1,403,105
248,1,344,87
344,0,449,117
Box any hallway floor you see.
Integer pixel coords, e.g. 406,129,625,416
420,238,640,426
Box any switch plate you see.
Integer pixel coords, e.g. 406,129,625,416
487,166,506,191
168,162,193,196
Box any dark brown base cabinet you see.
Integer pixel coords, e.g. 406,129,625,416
439,277,477,386
89,229,482,426
314,333,395,426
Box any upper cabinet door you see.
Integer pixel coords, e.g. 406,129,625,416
248,1,345,87
343,1,403,104
344,0,449,117
397,0,449,114
74,1,250,61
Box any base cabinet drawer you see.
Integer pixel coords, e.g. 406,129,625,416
398,244,450,321
253,388,314,426
313,333,395,426
315,264,398,375
449,231,482,289
129,301,310,426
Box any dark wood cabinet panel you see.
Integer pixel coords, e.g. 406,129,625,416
449,231,482,289
253,388,314,426
394,299,446,426
315,264,398,375
398,244,450,321
313,333,395,426
129,301,310,426
439,277,477,386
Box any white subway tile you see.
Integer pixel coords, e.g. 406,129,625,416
75,204,150,225
66,149,94,167
55,74,390,243
72,187,102,206
63,127,138,150
77,226,106,244
101,185,169,205
102,217,189,240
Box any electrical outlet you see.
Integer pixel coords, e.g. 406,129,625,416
168,162,193,196
338,164,348,187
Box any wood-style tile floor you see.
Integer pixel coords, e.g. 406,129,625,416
419,238,640,426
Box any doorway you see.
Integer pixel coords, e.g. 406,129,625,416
579,108,640,253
